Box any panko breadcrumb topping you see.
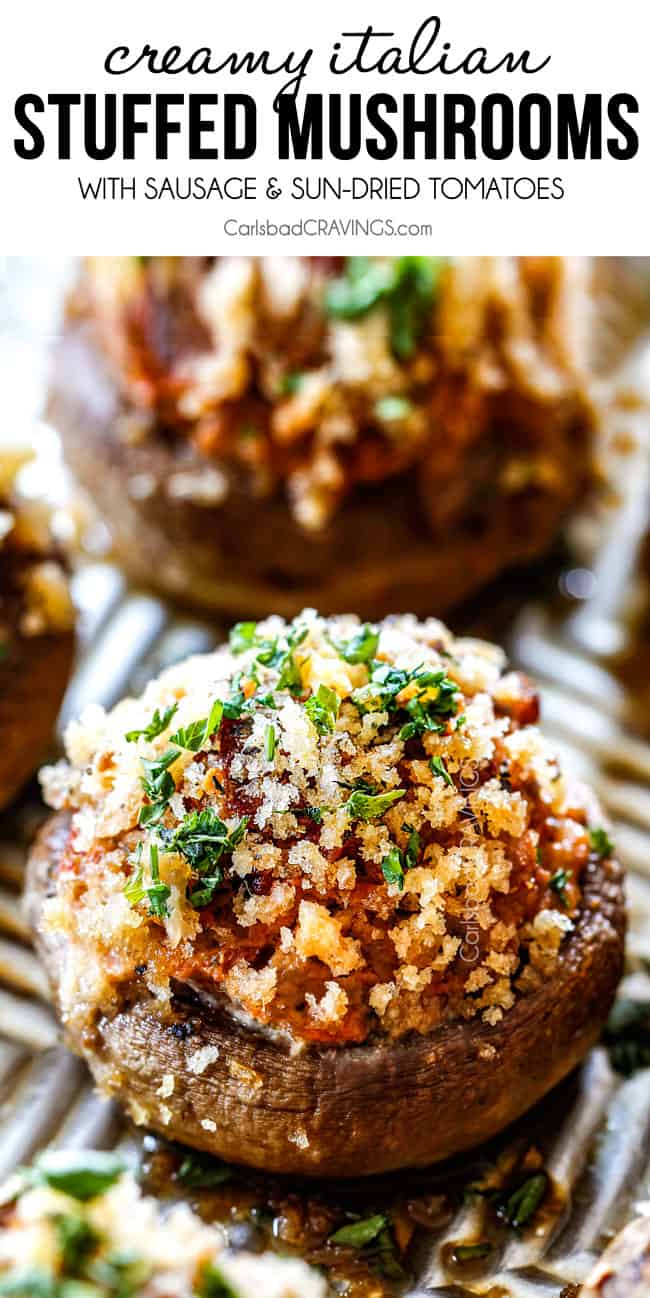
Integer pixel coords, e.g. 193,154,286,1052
0,1151,324,1298
40,611,614,1046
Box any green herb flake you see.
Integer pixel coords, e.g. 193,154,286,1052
276,648,304,696
53,1214,100,1276
138,748,179,826
345,787,405,822
144,842,170,920
325,257,445,360
171,699,223,753
374,395,413,423
304,684,339,735
330,1213,388,1248
549,868,570,907
297,806,324,825
403,823,420,869
431,755,453,787
158,808,248,909
176,1152,233,1189
497,1173,548,1232
381,847,405,890
264,722,277,762
90,1251,151,1294
281,371,306,396
381,824,419,892
324,257,397,320
125,703,178,744
452,1242,493,1262
338,623,380,665
588,826,614,859
26,1150,126,1203
351,661,459,739
229,622,259,655
197,1264,242,1298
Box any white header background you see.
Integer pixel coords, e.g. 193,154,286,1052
1,0,648,253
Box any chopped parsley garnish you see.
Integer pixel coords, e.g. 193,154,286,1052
296,806,324,825
374,395,413,422
176,1152,233,1189
549,868,570,907
329,1214,404,1280
124,842,171,919
603,998,650,1075
53,1213,100,1275
588,826,614,859
381,825,420,890
337,623,380,665
229,622,259,654
170,699,223,752
91,1253,152,1294
351,661,460,739
351,662,411,714
23,1150,126,1202
304,684,339,735
281,371,306,396
157,808,248,908
275,643,305,695
137,701,224,824
431,755,453,786
264,721,277,761
330,1214,388,1248
197,1264,241,1298
229,618,308,700
452,1242,493,1262
403,823,420,868
138,748,178,826
496,1173,548,1232
398,669,460,740
344,787,405,822
381,847,406,889
324,256,445,359
125,703,178,744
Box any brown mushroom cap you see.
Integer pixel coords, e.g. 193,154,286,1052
0,631,74,811
27,810,624,1177
0,474,74,811
50,254,598,622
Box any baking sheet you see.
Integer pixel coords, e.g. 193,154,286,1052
0,261,649,1295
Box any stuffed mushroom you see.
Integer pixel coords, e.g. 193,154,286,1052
28,611,624,1176
0,446,74,810
0,1148,324,1297
49,256,603,618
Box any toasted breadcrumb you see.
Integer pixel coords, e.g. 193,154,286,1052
39,610,600,1046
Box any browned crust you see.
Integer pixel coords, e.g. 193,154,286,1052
49,322,591,621
0,632,74,812
27,811,625,1178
